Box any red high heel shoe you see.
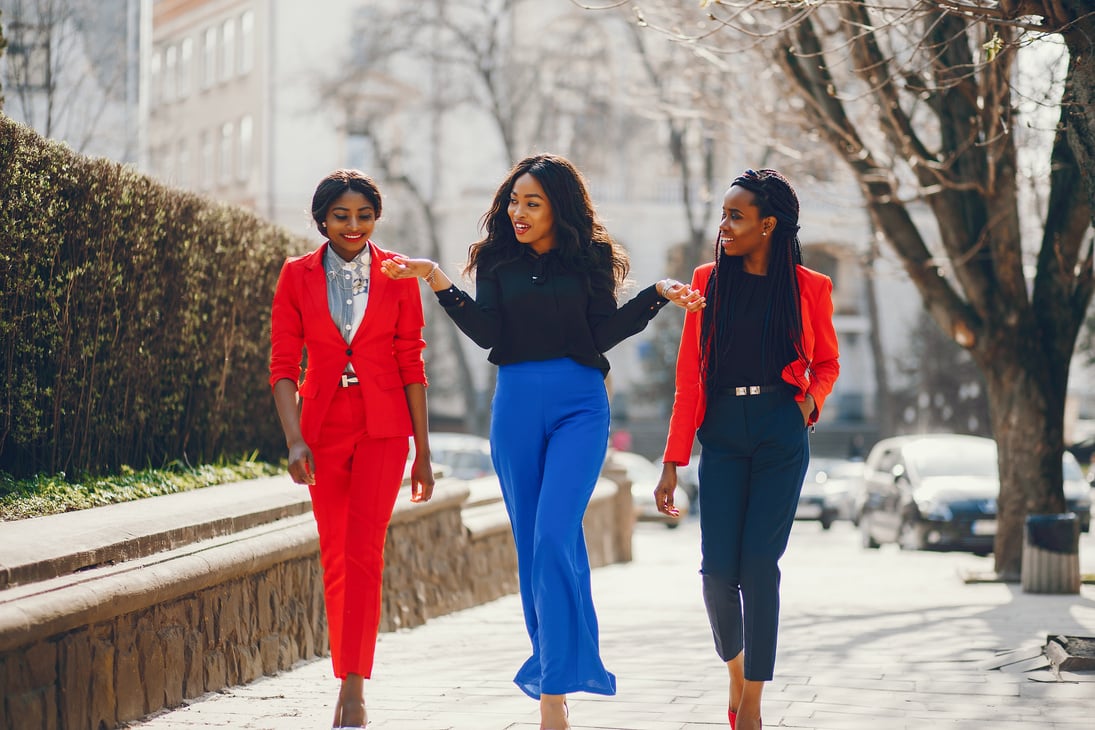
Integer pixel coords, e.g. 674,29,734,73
729,709,736,728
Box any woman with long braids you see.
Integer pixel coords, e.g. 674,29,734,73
655,169,839,730
381,153,703,730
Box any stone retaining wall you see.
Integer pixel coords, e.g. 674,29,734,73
0,475,632,730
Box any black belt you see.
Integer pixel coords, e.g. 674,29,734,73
724,384,785,396
339,373,360,387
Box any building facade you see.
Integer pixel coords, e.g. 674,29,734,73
141,0,880,453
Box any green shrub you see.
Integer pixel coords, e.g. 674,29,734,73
0,115,308,477
0,457,284,520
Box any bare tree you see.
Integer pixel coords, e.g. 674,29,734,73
319,6,488,433
599,0,1094,578
1,0,133,159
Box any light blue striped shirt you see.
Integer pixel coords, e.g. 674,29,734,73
324,246,370,356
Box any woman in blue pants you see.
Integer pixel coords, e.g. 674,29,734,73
382,153,703,730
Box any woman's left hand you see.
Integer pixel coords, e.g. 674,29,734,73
799,394,816,426
409,453,435,503
659,279,706,313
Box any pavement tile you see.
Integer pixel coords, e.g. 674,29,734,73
128,520,1095,730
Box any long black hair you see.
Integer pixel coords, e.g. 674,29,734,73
465,154,629,294
699,169,805,397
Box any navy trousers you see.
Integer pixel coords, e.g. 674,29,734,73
697,387,809,681
490,358,617,699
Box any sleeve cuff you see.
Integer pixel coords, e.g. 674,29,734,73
434,285,463,306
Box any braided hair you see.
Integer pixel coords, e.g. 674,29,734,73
699,169,805,399
465,154,629,294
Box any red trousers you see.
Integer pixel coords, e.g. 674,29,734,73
308,385,407,679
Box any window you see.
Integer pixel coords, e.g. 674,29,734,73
178,37,193,99
200,131,213,189
177,139,191,188
220,18,235,81
238,115,253,182
149,51,162,107
239,11,255,75
163,45,177,103
161,143,175,181
220,122,234,185
202,27,217,89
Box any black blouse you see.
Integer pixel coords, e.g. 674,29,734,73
435,249,669,376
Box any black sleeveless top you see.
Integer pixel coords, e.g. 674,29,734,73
713,271,794,389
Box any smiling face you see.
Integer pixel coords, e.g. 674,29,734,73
508,173,556,254
324,190,376,261
718,184,777,275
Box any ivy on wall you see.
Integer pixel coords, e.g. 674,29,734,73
0,115,308,478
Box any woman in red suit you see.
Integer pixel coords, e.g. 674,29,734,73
269,169,434,728
655,169,839,730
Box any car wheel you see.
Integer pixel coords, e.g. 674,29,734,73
820,515,833,531
897,519,924,551
860,516,880,549
666,520,681,529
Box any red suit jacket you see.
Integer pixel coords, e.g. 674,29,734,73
663,262,840,466
269,241,427,445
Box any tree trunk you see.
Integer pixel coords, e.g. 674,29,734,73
1061,9,1095,230
980,331,1068,580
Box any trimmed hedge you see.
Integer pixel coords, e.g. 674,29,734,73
0,115,307,478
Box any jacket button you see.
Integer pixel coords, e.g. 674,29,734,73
345,348,353,356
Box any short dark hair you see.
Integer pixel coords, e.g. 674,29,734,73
310,169,382,235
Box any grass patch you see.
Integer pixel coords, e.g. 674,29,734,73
0,456,284,521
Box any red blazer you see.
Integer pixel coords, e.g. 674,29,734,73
269,241,427,445
663,263,840,466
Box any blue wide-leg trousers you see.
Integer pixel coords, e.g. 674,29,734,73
491,358,617,699
697,388,809,681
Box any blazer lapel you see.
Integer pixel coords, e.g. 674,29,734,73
354,241,387,339
304,243,345,343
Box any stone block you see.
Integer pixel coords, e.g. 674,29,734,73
5,690,46,730
114,617,145,722
137,614,166,714
158,624,185,707
58,629,91,730
204,649,226,690
88,625,116,730
256,575,275,633
259,635,279,675
24,641,57,690
182,631,204,698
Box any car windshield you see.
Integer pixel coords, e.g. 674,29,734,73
906,439,997,478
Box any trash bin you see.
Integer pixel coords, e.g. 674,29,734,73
1021,513,1080,594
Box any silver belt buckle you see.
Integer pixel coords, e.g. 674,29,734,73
340,373,356,387
749,385,761,395
735,386,747,396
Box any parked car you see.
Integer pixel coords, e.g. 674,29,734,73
858,434,1092,555
796,457,864,529
608,450,690,528
411,432,495,480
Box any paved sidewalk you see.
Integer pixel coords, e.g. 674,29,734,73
131,519,1095,729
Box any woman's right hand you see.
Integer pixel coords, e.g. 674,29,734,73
654,462,681,518
287,440,316,485
380,255,435,280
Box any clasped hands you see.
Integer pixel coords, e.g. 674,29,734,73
657,279,705,313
